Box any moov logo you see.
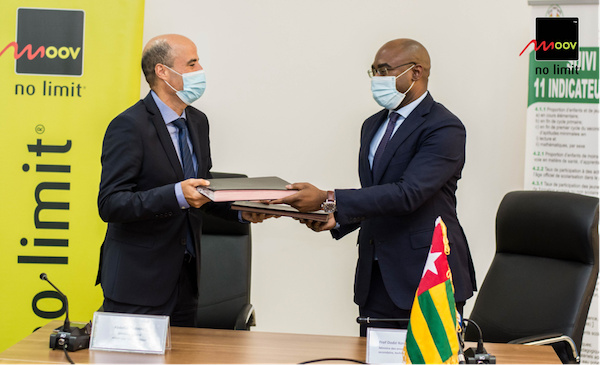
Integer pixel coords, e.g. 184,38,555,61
1,8,85,76
519,17,578,61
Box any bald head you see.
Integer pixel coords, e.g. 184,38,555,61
141,34,196,87
377,38,431,80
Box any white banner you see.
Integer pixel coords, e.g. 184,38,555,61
523,3,599,363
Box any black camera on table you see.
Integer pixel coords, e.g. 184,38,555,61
50,325,91,352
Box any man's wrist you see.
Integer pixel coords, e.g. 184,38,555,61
321,190,328,204
321,190,336,213
175,182,191,209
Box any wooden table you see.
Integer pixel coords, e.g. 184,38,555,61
0,321,561,364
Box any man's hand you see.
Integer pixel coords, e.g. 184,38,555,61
182,178,212,208
297,214,336,232
270,182,327,212
241,211,278,223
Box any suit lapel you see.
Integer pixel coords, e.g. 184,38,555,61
372,93,434,185
143,93,185,180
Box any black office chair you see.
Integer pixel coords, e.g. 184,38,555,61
196,172,255,330
464,190,599,364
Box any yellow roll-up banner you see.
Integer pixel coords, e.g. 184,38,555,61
0,0,144,351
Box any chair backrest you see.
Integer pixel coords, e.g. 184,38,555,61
196,172,252,329
466,190,599,354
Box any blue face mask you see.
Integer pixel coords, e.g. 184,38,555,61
371,64,415,109
164,66,206,105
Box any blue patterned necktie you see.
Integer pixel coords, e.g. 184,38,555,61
172,118,196,257
372,112,400,174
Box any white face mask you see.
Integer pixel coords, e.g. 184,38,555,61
371,64,415,109
163,65,206,105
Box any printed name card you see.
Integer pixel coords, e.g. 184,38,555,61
366,327,407,364
90,311,170,355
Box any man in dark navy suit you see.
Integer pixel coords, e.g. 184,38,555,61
274,38,477,336
96,34,266,327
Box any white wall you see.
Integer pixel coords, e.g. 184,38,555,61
142,0,530,336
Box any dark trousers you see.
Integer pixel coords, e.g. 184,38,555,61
359,261,464,337
103,256,198,327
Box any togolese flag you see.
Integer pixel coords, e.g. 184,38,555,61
404,217,460,364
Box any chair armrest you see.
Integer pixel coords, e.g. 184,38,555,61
508,333,579,363
234,304,256,331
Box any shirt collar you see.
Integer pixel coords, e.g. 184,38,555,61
151,90,187,124
390,90,429,119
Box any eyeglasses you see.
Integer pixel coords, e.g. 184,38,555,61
368,62,416,78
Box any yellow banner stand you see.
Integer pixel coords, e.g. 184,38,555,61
0,0,144,352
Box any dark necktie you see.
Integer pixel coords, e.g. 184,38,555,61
172,118,196,180
372,112,400,174
172,118,196,257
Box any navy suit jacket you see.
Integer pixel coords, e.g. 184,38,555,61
333,93,476,310
96,92,237,306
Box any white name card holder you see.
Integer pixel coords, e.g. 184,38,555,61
366,327,408,364
90,311,171,355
